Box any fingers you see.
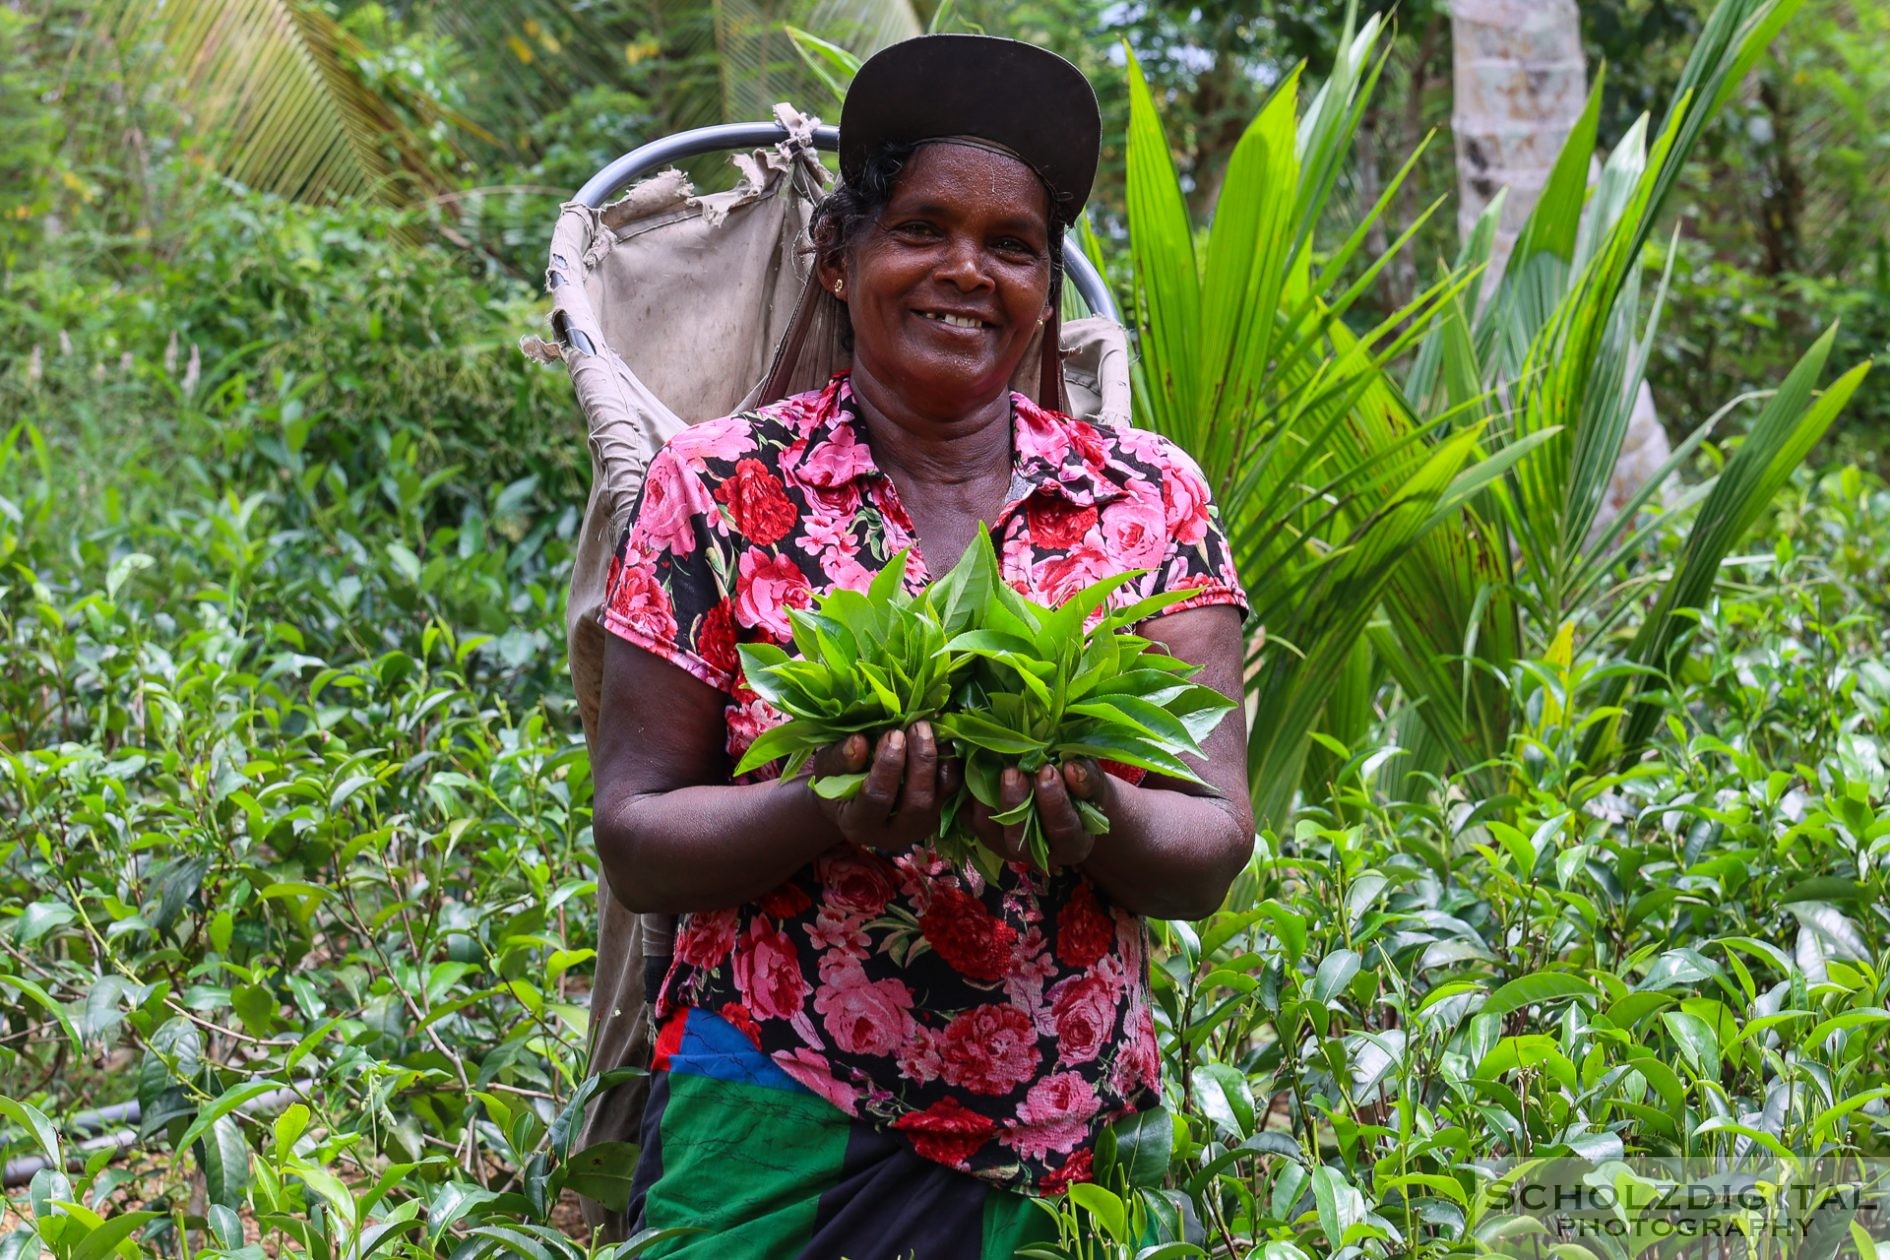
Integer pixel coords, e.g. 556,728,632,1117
1034,763,1084,845
939,755,963,801
1043,760,1103,867
901,721,938,813
811,733,870,780
999,767,1028,858
1061,757,1104,802
856,728,905,823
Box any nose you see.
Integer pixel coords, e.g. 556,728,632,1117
934,232,993,292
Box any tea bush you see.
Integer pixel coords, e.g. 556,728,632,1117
7,198,1890,1251
5,14,1890,1260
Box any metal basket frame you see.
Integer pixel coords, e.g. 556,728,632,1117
574,120,1120,325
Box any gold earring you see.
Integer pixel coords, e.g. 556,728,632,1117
834,279,845,298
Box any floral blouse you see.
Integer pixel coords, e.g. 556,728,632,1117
601,373,1247,1192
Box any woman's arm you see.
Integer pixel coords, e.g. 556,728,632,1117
591,635,962,914
591,635,834,913
974,604,1254,920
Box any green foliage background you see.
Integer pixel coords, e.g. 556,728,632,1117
2,0,1888,1256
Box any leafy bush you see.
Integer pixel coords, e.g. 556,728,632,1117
1654,233,1890,443
4,1,1888,1256
12,394,1889,1255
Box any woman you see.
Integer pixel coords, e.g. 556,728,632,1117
592,34,1253,1258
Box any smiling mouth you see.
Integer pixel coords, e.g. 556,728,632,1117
917,310,992,330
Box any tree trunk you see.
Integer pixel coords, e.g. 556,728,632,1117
1448,0,1588,289
1449,0,1670,533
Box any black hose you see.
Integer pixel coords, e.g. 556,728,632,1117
3,1083,308,1187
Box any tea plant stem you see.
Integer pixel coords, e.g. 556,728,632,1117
1203,1188,1242,1258
335,877,487,1179
164,1006,297,1052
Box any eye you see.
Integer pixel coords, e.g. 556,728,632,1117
890,219,940,239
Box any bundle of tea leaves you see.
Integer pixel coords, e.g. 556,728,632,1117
732,550,959,795
734,528,1235,874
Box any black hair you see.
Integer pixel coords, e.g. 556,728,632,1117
809,139,1065,347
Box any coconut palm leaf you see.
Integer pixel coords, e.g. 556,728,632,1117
94,0,920,212
102,0,456,203
1385,0,1869,780
1122,9,1523,829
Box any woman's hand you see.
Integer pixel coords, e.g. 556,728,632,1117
807,721,961,855
968,757,1111,870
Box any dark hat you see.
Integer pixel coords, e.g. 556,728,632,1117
839,35,1101,227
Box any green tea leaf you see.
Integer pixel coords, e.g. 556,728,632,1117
934,713,1046,757
810,772,868,801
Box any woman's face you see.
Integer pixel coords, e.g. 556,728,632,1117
823,143,1055,417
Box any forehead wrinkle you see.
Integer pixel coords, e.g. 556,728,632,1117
883,196,1049,238
890,145,1053,220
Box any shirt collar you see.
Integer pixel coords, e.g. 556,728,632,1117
796,373,1131,507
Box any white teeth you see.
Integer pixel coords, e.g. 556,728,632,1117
926,312,983,329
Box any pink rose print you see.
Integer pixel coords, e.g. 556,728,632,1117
897,1023,942,1084
759,883,813,921
1045,973,1118,1066
938,1004,1041,1096
774,1047,860,1116
1099,482,1166,571
1006,1071,1101,1161
1055,880,1115,970
1013,407,1071,467
731,916,807,1020
807,906,871,955
813,960,914,1057
1109,1002,1162,1098
1116,912,1148,977
819,546,876,593
1162,554,1215,597
1029,538,1116,609
1217,548,1242,596
799,512,857,558
1004,925,1058,1012
803,476,864,517
793,414,877,485
725,696,786,771
1065,420,1109,473
694,599,739,681
676,908,738,968
1038,1146,1095,1193
918,885,1020,983
633,450,703,557
1161,453,1212,546
766,389,826,435
667,417,756,472
1026,498,1099,550
604,550,678,645
734,548,813,640
819,849,898,918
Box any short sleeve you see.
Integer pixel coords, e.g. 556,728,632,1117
600,443,741,694
1148,439,1249,621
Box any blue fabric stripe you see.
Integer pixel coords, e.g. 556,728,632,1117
667,1007,807,1092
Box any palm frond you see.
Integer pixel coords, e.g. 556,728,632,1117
1122,7,1498,829
107,0,446,203
1384,0,1865,785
